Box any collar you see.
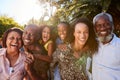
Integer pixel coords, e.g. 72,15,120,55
0,48,7,56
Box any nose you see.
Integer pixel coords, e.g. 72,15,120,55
14,38,19,43
81,32,86,38
24,33,31,39
100,25,106,30
60,31,65,35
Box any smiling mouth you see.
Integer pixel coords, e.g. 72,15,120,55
79,38,86,42
24,39,30,43
60,35,65,38
11,44,18,47
100,31,107,34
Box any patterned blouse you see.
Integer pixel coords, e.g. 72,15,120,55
51,44,90,80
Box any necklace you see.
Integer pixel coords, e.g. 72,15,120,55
9,67,14,74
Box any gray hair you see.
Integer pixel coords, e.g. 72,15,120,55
93,12,114,30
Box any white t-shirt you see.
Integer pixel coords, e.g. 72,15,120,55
92,34,120,80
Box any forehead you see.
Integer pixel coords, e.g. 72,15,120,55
96,16,110,24
43,27,50,31
8,31,21,37
24,26,38,33
57,25,67,30
75,23,89,30
58,23,68,28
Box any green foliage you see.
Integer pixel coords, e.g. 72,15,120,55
50,0,111,24
36,0,112,38
37,0,120,37
0,15,23,37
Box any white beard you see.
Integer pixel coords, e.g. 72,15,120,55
97,33,113,43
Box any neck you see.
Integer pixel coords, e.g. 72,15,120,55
72,41,83,52
6,50,19,61
6,48,19,56
72,42,84,59
25,43,41,51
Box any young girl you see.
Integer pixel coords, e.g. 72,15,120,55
56,22,71,45
53,22,71,80
39,25,55,80
40,25,54,62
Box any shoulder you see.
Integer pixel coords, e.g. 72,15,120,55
48,40,53,44
47,40,53,46
53,44,72,59
0,48,6,56
56,37,63,45
57,44,71,51
54,44,72,56
111,34,120,46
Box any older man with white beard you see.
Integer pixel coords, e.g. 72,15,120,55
92,12,120,80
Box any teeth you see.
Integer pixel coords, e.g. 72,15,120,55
24,40,30,42
13,44,18,46
60,35,64,38
80,39,85,41
100,31,107,34
11,44,18,47
80,39,86,42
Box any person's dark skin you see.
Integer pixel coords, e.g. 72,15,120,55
24,52,41,80
23,24,44,80
23,24,51,80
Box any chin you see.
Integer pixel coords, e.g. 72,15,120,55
79,42,86,46
24,43,31,46
61,38,65,41
98,34,113,43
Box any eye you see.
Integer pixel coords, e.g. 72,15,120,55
29,33,34,36
43,31,46,33
104,23,110,27
9,37,14,40
77,31,81,33
84,31,89,34
17,38,22,41
96,24,101,28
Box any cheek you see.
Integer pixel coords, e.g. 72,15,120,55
42,31,45,35
108,26,113,32
6,39,10,46
48,34,50,38
18,40,23,47
63,31,67,34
